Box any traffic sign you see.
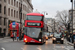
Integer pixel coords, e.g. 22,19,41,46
12,22,16,28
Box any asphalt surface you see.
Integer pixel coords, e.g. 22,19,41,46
0,38,74,50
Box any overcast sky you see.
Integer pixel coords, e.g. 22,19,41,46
32,0,71,18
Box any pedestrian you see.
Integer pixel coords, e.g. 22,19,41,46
17,36,19,41
22,32,24,39
3,31,6,37
12,32,17,41
17,32,19,41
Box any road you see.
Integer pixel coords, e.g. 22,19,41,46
0,38,74,50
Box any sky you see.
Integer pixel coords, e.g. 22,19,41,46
32,0,71,18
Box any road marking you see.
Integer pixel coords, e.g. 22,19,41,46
53,48,57,50
1,47,5,50
21,48,24,50
65,48,70,50
37,48,42,50
54,46,74,50
0,38,3,40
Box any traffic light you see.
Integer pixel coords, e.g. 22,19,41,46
71,0,73,2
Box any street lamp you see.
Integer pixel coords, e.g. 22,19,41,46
19,0,22,40
70,0,73,34
41,11,48,17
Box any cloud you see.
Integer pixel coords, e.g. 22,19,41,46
32,0,71,18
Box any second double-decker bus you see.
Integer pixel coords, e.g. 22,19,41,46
23,12,47,44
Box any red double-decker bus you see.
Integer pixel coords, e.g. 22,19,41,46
23,13,47,44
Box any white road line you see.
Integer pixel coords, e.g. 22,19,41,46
0,39,3,40
21,48,24,50
37,48,42,50
65,48,70,50
1,47,5,50
3,41,8,42
53,48,57,50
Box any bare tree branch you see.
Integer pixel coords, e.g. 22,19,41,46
56,11,65,23
55,10,69,28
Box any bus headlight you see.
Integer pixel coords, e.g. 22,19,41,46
53,38,56,40
39,39,41,41
24,38,27,40
61,38,64,40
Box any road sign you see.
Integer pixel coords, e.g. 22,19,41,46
12,22,16,28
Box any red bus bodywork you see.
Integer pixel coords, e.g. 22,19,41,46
10,23,19,37
23,13,46,44
27,13,44,16
25,20,44,28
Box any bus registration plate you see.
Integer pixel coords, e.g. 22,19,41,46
31,41,35,42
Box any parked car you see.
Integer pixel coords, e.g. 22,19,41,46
52,32,64,44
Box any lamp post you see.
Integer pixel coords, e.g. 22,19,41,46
54,20,55,32
70,0,73,35
19,0,22,40
42,11,48,17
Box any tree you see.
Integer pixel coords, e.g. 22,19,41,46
55,10,69,29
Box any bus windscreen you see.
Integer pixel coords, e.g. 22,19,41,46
24,27,41,38
26,16,43,21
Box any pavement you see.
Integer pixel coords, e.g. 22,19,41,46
0,37,11,39
0,37,23,43
0,38,75,50
64,39,74,46
0,37,9,40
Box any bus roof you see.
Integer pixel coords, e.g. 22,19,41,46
27,13,44,16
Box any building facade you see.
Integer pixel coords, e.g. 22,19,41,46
0,0,33,36
69,9,75,33
47,18,59,32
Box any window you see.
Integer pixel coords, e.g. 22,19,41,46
54,33,62,38
4,0,6,2
25,14,26,19
11,0,13,5
8,8,10,16
26,16,43,21
23,5,24,10
17,1,18,7
74,1,75,7
8,0,10,4
14,0,15,6
11,9,13,17
3,29,6,34
4,18,6,25
16,11,18,18
24,27,41,38
4,6,6,14
24,5,26,11
14,10,15,17
0,28,2,34
0,17,1,25
0,4,1,13
19,3,20,8
23,14,24,20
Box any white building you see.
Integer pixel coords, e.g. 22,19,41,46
0,0,33,36
47,18,59,32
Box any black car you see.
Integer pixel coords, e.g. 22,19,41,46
52,32,64,44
